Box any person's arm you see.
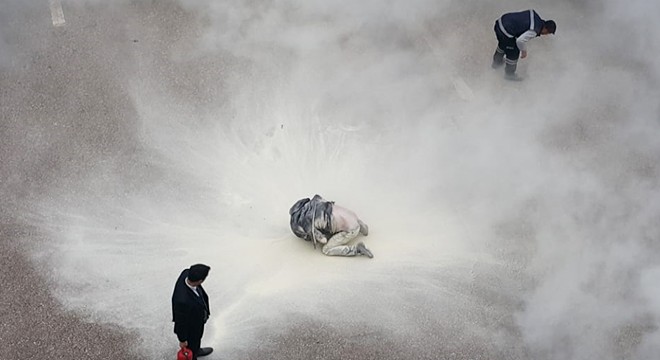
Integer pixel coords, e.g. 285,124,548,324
313,228,327,244
198,286,210,320
203,289,210,317
312,202,331,244
173,301,190,343
516,30,537,53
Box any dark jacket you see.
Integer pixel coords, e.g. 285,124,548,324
289,194,334,241
500,9,545,37
172,269,210,343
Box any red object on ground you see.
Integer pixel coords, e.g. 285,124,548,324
177,347,193,360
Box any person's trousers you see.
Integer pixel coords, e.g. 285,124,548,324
493,22,519,74
322,224,361,256
187,325,205,360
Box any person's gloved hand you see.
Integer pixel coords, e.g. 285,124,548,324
356,242,373,258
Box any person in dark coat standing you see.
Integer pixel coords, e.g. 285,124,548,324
172,264,213,359
492,9,556,80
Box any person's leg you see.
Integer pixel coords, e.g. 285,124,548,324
358,219,369,236
194,326,213,357
187,334,201,360
492,23,505,68
493,47,505,68
504,42,520,79
322,226,360,256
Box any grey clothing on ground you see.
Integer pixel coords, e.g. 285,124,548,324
289,194,333,243
322,222,361,256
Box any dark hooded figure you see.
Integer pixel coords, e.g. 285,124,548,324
289,194,373,258
492,9,556,80
172,264,213,359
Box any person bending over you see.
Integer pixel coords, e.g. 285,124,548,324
492,9,556,80
289,194,373,258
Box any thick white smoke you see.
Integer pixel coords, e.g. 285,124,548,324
21,0,660,359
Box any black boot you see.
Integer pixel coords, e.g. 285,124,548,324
196,347,213,357
492,48,504,69
504,63,522,81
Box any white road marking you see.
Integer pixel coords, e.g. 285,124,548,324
338,124,362,132
49,0,66,27
451,76,475,102
422,35,474,102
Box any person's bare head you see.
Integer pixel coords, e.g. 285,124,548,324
541,20,557,35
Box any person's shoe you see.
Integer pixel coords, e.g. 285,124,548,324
503,62,522,81
491,57,504,69
504,72,524,81
196,347,213,357
356,242,373,258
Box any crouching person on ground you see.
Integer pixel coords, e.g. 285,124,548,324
289,194,373,258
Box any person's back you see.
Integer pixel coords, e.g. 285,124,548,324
500,10,544,38
330,205,359,234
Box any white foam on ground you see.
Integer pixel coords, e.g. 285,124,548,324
24,1,660,359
